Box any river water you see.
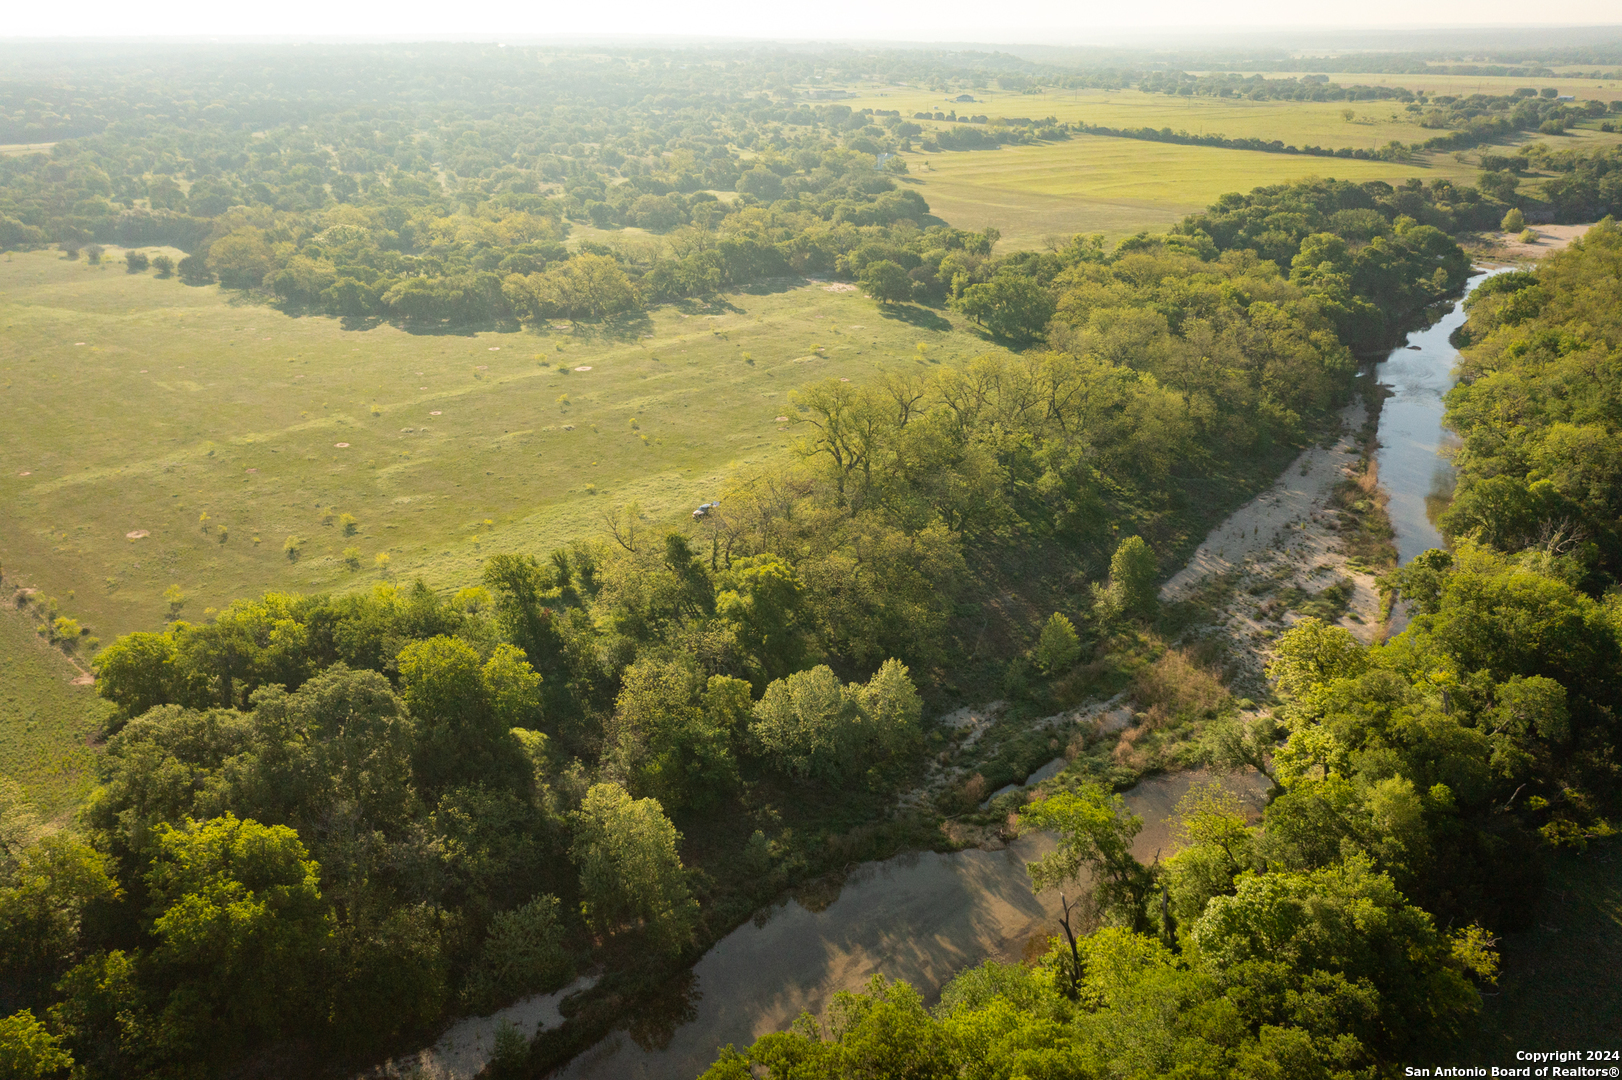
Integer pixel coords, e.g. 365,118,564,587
1373,268,1505,565
557,769,1269,1079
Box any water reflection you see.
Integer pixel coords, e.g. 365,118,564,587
559,770,1268,1080
1374,269,1508,565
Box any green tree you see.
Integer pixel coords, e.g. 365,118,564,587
748,660,924,784
1265,617,1368,701
735,167,784,201
1020,785,1152,930
854,658,924,762
225,665,418,837
143,814,332,1063
506,254,637,321
715,554,808,682
461,895,574,1011
207,228,276,289
608,657,738,809
0,828,121,1015
92,631,186,726
1478,170,1519,202
1163,781,1255,927
398,636,533,797
750,666,861,780
1191,857,1479,1060
952,272,1055,342
858,259,912,304
483,552,566,671
0,1009,73,1079
703,975,956,1080
570,783,697,957
1109,536,1159,620
1500,207,1525,232
1032,612,1082,674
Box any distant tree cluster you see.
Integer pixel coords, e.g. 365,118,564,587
6,45,1607,331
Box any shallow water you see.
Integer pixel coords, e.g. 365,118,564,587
559,769,1268,1079
1374,269,1507,565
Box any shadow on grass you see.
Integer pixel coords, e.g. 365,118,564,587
878,303,953,332
672,296,744,317
735,275,811,297
569,309,657,344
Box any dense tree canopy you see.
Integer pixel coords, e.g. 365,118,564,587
1443,219,1622,582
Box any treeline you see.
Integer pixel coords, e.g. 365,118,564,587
1484,142,1622,224
0,560,930,1076
704,525,1622,1076
1068,88,1618,163
1443,218,1622,586
1,44,1612,335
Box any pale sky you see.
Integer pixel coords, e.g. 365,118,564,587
4,0,1621,44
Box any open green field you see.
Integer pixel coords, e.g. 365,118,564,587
894,135,1480,250
0,249,1014,647
848,87,1453,149
0,600,109,820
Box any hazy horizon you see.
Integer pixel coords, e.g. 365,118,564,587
6,3,1622,47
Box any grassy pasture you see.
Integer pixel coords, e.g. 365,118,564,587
0,249,1014,647
0,600,109,820
894,135,1480,251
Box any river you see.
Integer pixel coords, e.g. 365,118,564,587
397,277,1496,1080
1373,268,1505,565
556,769,1269,1080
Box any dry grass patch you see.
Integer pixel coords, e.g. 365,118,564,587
1131,647,1231,721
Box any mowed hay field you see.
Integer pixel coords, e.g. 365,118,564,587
896,135,1478,250
0,250,1014,646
